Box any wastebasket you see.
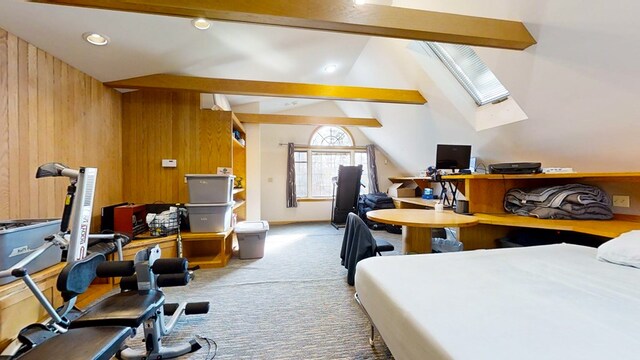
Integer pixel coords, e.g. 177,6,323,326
235,221,269,259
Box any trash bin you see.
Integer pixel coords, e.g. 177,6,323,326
235,221,269,259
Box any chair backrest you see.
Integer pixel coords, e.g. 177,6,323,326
57,252,106,302
341,213,376,286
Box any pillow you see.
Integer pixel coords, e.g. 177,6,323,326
597,230,640,268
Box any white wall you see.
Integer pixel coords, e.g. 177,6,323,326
254,102,402,223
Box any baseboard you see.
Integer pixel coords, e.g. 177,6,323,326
268,219,331,225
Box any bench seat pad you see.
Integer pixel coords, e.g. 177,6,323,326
71,290,164,328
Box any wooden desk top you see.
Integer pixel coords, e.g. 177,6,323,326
367,209,478,228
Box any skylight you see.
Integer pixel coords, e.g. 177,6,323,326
423,42,509,106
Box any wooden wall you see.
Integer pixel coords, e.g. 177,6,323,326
122,90,232,204
0,28,123,225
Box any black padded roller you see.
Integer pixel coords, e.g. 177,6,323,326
96,261,135,278
157,272,190,287
163,303,179,316
152,258,188,274
185,302,210,315
119,275,138,291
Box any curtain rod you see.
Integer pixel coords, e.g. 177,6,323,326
279,143,368,150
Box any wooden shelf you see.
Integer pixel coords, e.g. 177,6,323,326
233,188,245,195
232,112,246,133
232,136,245,149
180,228,233,241
182,252,232,269
474,213,640,238
233,200,246,210
442,172,640,181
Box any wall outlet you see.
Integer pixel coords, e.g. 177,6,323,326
612,195,630,208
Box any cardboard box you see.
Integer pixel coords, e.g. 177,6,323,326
387,182,418,198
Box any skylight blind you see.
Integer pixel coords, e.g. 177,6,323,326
425,42,509,106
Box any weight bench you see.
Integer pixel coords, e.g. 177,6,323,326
7,246,208,360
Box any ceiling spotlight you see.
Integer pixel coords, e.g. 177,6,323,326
192,18,211,30
353,0,366,5
82,32,109,46
323,64,338,73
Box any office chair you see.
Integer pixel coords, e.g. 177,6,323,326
340,213,395,286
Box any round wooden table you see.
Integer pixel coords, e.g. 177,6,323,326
367,209,479,254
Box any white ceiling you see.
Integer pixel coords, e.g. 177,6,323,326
0,0,397,110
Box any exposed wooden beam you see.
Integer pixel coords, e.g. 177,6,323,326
105,74,427,104
31,0,536,50
235,113,382,128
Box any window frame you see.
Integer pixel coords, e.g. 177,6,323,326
294,126,368,199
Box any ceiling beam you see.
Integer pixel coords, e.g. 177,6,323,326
235,113,382,128
31,0,536,50
105,74,427,104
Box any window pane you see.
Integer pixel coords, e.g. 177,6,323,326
354,152,369,194
310,126,353,146
294,151,307,198
424,42,509,106
311,151,350,197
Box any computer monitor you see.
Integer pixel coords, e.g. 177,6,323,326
435,144,472,172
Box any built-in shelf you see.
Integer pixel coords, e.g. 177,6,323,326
233,200,246,210
232,137,245,149
232,112,246,133
233,188,245,195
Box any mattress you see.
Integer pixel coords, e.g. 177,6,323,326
355,244,640,360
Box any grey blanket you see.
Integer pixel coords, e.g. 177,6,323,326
504,184,613,220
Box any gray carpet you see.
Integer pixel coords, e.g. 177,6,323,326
125,222,402,359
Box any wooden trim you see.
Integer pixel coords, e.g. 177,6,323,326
297,197,333,202
31,0,536,50
104,74,427,104
236,113,382,127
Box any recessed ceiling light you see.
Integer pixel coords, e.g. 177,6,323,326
353,0,366,5
323,64,338,73
82,32,109,46
192,18,211,30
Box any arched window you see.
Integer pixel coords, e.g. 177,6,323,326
294,126,368,198
310,126,353,146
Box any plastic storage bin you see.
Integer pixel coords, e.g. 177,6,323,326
235,221,269,259
0,219,63,285
186,202,234,233
185,174,235,203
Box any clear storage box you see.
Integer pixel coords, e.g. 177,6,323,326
0,219,63,285
185,174,235,203
235,221,269,259
186,202,234,233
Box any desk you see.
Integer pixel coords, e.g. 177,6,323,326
367,209,478,254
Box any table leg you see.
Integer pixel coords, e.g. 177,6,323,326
402,226,432,254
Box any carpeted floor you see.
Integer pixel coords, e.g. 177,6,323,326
126,222,402,359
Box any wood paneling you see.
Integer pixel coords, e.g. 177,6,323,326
122,90,233,204
31,0,536,50
0,27,123,227
106,74,427,105
235,113,382,127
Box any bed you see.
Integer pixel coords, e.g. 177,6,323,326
355,244,640,360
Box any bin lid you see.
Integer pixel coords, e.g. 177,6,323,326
185,174,235,178
185,202,235,208
234,221,269,233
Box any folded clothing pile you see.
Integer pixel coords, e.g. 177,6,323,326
504,183,613,220
358,193,400,233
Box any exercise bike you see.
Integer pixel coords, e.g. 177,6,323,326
0,163,211,360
